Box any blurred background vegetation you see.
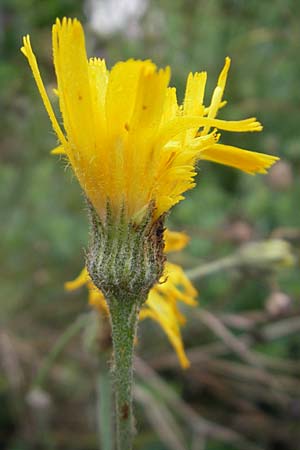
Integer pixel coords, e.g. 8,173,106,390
1,0,300,449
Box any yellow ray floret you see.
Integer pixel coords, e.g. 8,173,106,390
22,18,279,223
65,230,197,368
164,229,190,253
199,144,278,174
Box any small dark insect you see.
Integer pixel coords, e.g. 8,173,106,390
156,221,165,239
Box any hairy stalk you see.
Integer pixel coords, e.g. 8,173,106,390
108,295,142,450
87,201,165,448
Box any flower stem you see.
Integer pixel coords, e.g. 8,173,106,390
108,295,141,450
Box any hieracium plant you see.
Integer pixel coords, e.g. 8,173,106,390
22,18,278,449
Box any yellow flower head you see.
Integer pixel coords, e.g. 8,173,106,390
22,18,278,223
65,230,197,368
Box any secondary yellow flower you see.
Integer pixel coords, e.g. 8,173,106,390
21,18,278,224
65,230,197,368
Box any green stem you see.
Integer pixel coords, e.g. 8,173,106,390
186,255,238,281
108,295,141,450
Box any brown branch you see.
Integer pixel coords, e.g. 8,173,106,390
135,356,264,450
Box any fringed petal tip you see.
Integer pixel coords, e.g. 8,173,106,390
200,144,279,175
235,153,279,175
20,34,31,57
255,155,280,174
53,17,83,37
234,117,263,132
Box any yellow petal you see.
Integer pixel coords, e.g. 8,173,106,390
141,291,191,369
155,116,262,151
52,18,95,152
217,56,231,90
140,261,197,368
88,286,109,314
51,145,66,155
183,71,207,142
130,65,170,135
23,18,278,222
64,267,89,291
161,87,179,124
123,64,171,217
105,59,148,139
200,143,279,174
65,267,108,314
157,262,198,305
183,71,207,116
201,57,231,135
21,35,66,145
88,57,108,140
164,230,190,253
